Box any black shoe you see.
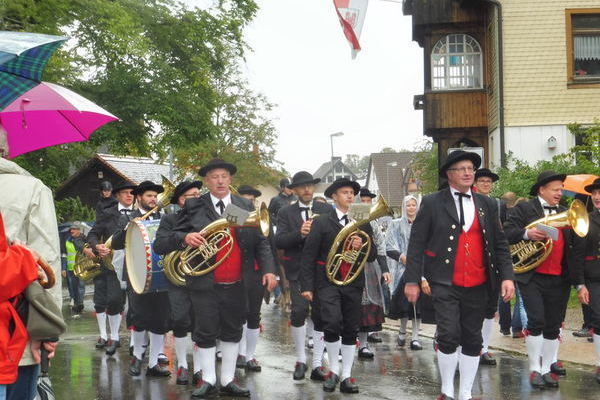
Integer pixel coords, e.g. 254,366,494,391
157,353,169,366
236,355,246,369
220,381,250,397
542,372,559,388
410,340,423,351
129,357,142,376
293,362,308,380
480,352,497,366
367,333,383,343
105,340,119,356
96,338,108,349
397,334,406,347
310,366,327,381
192,371,203,386
500,328,511,336
340,377,359,393
550,361,566,376
176,367,189,385
529,371,545,389
246,358,261,372
573,328,592,338
146,364,171,377
323,372,339,392
191,380,218,398
589,336,594,343
358,347,374,359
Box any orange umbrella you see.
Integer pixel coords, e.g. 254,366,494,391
563,174,599,195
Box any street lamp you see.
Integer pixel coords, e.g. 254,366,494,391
386,161,398,202
330,132,344,183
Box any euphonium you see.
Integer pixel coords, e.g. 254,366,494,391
325,195,393,286
162,250,186,286
511,199,589,274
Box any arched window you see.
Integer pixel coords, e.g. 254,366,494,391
431,34,482,90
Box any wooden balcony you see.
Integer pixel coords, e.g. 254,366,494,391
420,90,487,133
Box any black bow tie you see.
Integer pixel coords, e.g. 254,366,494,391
120,209,132,215
544,205,558,213
299,207,310,220
454,192,471,226
340,215,349,226
216,200,225,215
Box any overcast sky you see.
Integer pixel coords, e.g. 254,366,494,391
186,0,424,175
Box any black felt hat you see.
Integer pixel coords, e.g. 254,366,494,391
288,171,321,189
475,168,499,182
237,184,262,198
170,180,203,204
359,187,376,198
439,150,481,178
133,180,165,196
198,158,237,177
529,171,567,196
584,177,600,194
279,177,291,188
324,178,361,199
111,181,137,195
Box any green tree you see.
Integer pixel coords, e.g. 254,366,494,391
411,140,438,195
55,196,96,223
344,154,370,179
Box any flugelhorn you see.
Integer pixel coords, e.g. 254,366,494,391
325,195,393,286
511,199,589,274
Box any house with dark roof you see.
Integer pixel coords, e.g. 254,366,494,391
312,157,360,196
365,152,419,208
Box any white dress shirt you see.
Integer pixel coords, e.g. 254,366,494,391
118,203,133,213
450,186,475,231
298,201,313,222
335,207,350,226
210,193,232,215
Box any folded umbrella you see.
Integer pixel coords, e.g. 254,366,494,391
0,81,118,158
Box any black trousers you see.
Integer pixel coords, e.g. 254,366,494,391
289,279,323,331
484,278,500,319
127,288,171,334
167,282,193,337
431,283,487,356
518,273,570,339
585,280,600,334
190,281,246,348
93,271,125,315
245,278,264,330
318,284,362,345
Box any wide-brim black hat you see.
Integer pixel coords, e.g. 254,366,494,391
199,158,237,177
133,180,165,196
112,181,137,195
529,170,567,196
475,168,499,182
170,180,203,204
237,184,262,198
324,178,361,198
584,177,600,194
359,187,376,198
288,171,321,189
439,150,481,178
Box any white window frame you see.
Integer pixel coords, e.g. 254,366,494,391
431,34,483,91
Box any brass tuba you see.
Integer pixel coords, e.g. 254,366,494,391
511,199,589,274
325,195,393,286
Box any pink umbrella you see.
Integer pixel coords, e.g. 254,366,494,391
0,82,118,158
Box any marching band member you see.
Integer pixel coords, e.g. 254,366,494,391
86,181,134,356
153,180,203,385
275,171,332,381
158,158,277,398
573,177,600,384
405,150,514,400
111,180,171,377
504,171,577,389
268,178,296,224
300,177,376,394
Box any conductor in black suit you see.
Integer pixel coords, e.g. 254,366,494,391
404,150,514,400
275,171,332,381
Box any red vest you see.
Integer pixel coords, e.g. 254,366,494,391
535,228,564,276
213,228,243,283
452,212,487,287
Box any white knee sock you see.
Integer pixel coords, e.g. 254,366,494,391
312,330,325,369
325,340,341,376
412,318,421,341
481,318,494,353
198,347,216,385
594,334,600,367
246,328,260,361
238,323,248,357
291,325,307,363
340,344,356,380
526,334,543,373
192,345,202,373
133,330,146,359
458,352,480,400
552,329,561,363
437,350,458,398
399,318,408,338
148,332,164,368
306,318,314,338
541,338,559,375
358,332,369,350
160,333,165,355
220,341,240,386
175,336,189,369
96,312,107,340
129,328,135,347
107,314,121,341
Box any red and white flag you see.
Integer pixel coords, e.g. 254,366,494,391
333,0,369,59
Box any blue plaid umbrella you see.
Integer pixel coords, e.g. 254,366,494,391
0,31,67,110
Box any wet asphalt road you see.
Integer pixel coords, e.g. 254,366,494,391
51,298,599,400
